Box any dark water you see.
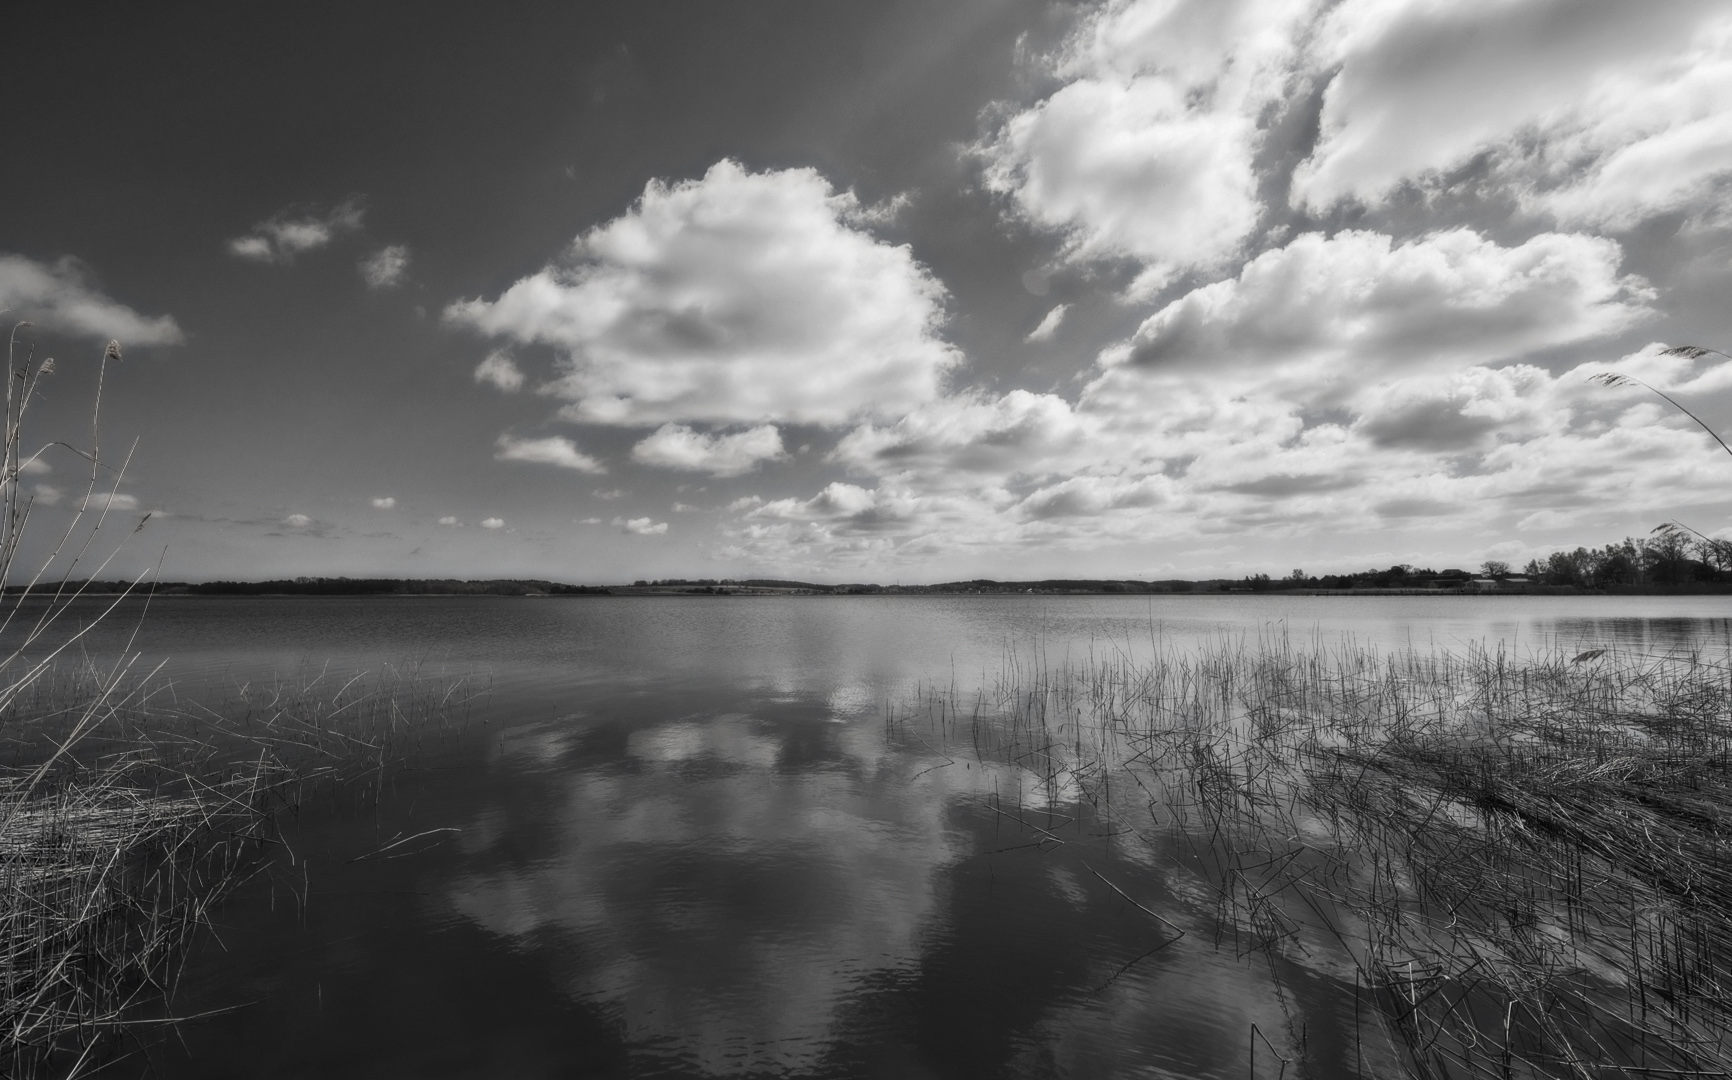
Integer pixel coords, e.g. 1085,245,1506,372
23,593,1732,1078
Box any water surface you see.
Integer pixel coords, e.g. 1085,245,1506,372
21,593,1728,1078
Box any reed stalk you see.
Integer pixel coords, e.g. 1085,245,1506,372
0,325,477,1076
925,632,1732,1078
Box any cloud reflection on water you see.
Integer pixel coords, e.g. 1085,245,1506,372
445,705,971,1075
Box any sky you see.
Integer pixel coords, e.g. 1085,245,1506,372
3,0,1732,585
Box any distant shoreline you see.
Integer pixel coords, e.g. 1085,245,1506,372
10,578,1732,598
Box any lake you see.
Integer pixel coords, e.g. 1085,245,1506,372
26,593,1732,1078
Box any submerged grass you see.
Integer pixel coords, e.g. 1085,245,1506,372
0,659,477,1077
910,633,1732,1078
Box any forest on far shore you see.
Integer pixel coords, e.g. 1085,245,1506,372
1243,524,1730,591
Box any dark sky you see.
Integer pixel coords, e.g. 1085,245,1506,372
3,0,1730,583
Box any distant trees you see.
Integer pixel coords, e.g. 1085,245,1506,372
1520,530,1727,588
1235,530,1730,593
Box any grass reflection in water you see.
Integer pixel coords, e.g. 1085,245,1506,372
897,634,1732,1078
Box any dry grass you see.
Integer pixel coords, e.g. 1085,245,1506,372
0,328,483,1076
0,661,477,1078
909,633,1732,1078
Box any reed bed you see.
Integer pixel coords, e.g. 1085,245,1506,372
0,661,477,1079
912,634,1732,1078
0,330,478,1075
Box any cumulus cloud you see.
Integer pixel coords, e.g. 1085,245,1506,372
1293,0,1732,228
1015,474,1172,520
495,434,606,473
707,223,1671,573
834,390,1092,487
474,350,525,392
1097,229,1653,398
282,513,312,527
480,517,505,529
228,199,365,263
725,345,1732,571
0,254,183,345
979,0,1317,293
615,516,669,536
631,423,785,476
371,496,396,509
438,516,463,527
359,244,410,287
445,159,959,426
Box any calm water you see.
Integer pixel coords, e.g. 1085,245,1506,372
25,593,1732,1078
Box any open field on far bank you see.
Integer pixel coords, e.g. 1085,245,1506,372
904,634,1732,1078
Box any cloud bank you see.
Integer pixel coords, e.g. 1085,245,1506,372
445,1,1732,578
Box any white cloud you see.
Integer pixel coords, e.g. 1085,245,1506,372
481,517,505,529
371,496,396,509
1096,229,1653,400
1015,474,1173,520
495,434,606,473
445,159,959,426
359,245,410,288
80,492,141,513
706,227,1668,575
438,516,463,527
1025,304,1069,343
282,513,312,528
631,423,785,476
474,350,525,392
0,254,183,345
593,488,624,500
1293,0,1732,228
725,345,1732,571
834,390,1092,489
228,199,365,263
979,0,1317,293
32,484,62,507
615,516,669,536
